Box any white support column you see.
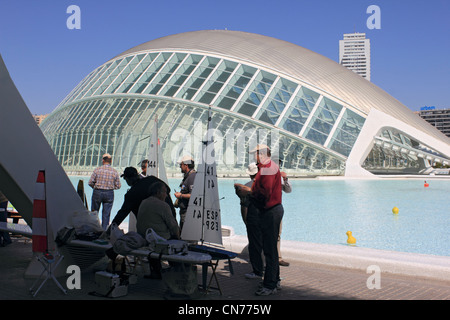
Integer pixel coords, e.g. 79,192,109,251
345,108,450,177
0,54,88,276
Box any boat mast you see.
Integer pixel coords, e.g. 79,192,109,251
200,107,212,244
155,114,159,178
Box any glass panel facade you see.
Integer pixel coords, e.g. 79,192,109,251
217,65,257,113
42,50,371,176
92,58,130,96
42,97,346,175
193,59,237,105
129,52,172,94
117,53,158,94
256,77,297,125
303,97,343,145
277,86,319,135
328,109,365,156
175,56,220,100
160,54,203,97
142,53,187,95
73,63,112,101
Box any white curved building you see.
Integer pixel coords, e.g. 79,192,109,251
40,30,450,176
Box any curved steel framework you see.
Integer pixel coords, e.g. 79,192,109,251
40,35,448,176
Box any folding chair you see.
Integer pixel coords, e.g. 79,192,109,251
29,170,67,297
190,244,237,295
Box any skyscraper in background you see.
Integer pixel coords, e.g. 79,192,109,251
339,33,371,81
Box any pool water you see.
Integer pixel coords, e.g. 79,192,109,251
70,176,450,257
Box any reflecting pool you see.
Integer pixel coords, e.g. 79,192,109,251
70,177,450,257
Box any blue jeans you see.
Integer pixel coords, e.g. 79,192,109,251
91,189,114,230
260,204,284,290
0,201,12,245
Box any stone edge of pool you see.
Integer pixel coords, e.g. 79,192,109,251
221,228,450,283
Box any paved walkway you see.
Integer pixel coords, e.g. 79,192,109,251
1,237,449,302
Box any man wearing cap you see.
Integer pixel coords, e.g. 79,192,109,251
109,167,175,231
174,155,196,230
88,153,121,230
236,144,284,296
139,159,149,178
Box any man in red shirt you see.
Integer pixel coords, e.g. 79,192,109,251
251,147,282,210
236,144,284,295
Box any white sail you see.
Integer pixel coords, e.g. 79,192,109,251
146,115,168,184
130,116,168,232
181,108,222,245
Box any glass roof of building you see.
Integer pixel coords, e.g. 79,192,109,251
53,50,366,159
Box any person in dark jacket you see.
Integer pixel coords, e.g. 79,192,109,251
108,167,175,232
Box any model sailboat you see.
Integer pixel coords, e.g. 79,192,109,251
145,115,168,184
129,115,168,231
181,107,222,245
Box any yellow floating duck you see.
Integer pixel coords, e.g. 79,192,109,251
346,231,356,245
392,206,399,214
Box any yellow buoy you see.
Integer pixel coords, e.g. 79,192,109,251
392,206,399,214
346,231,356,245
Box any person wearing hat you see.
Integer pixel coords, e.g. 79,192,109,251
174,155,196,230
234,163,264,280
136,181,180,279
234,162,258,224
109,167,175,230
236,144,284,296
88,153,121,230
139,159,149,178
105,167,175,279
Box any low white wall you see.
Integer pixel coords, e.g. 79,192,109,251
222,232,450,282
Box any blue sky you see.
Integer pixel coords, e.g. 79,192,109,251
0,0,449,115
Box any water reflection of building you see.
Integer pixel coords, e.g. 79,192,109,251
39,30,450,177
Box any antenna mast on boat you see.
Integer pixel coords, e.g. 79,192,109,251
200,106,213,244
155,114,159,178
